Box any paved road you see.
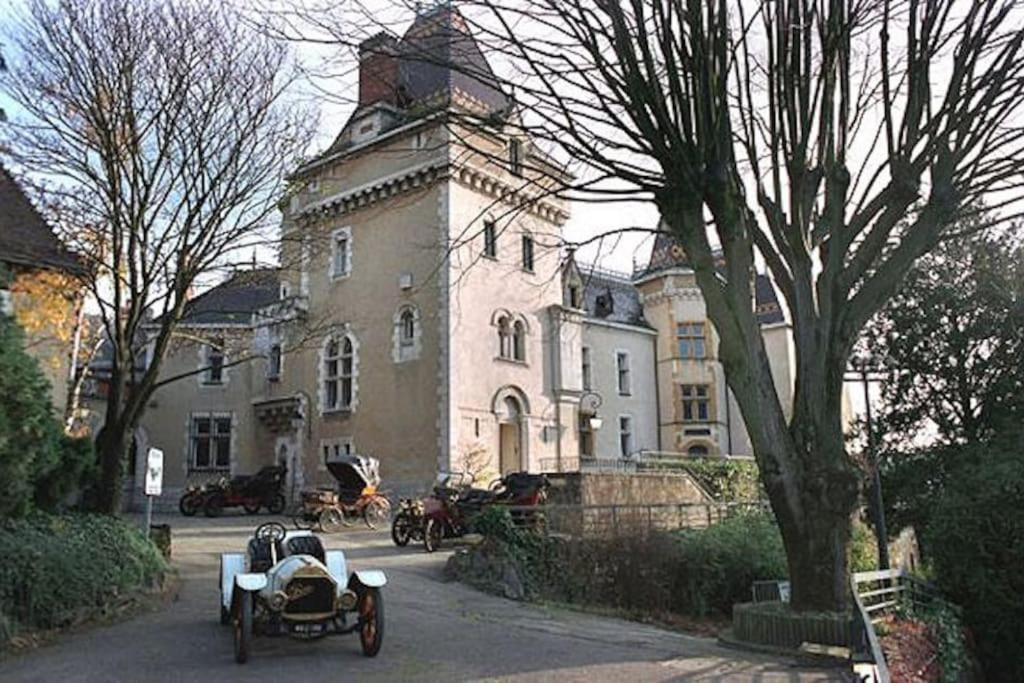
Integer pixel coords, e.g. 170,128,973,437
1,514,845,682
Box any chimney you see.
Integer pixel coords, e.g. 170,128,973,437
357,33,399,108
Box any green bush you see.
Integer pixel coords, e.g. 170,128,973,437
926,445,1024,682
0,514,167,639
461,509,878,619
0,316,96,518
667,459,765,501
672,510,788,615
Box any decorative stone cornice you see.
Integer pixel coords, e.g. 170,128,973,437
639,285,704,306
450,161,570,226
296,162,447,223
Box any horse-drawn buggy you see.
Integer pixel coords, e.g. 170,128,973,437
293,455,391,532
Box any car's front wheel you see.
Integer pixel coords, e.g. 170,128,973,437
179,492,202,516
234,590,252,664
267,493,286,515
358,588,384,657
204,493,226,518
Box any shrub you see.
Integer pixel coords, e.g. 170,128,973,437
926,444,1024,682
672,510,787,615
670,459,765,501
0,316,96,518
0,514,167,640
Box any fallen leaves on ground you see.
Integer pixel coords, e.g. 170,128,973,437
878,615,941,682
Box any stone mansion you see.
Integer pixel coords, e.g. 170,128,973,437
115,6,797,507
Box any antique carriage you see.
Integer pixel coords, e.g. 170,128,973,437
293,455,391,532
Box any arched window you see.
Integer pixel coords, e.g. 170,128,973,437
513,320,526,361
498,316,512,358
394,305,420,363
687,444,710,457
400,309,415,346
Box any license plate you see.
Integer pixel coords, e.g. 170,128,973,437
292,623,324,636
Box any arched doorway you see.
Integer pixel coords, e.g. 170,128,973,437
498,396,522,475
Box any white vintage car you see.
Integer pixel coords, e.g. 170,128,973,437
220,521,386,663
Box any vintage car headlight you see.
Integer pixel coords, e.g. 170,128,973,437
337,589,358,611
270,590,288,611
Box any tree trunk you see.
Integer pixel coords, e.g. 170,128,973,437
94,418,129,514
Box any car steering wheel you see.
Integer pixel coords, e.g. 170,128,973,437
255,521,287,544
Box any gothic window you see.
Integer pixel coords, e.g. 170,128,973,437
324,334,356,412
340,337,354,407
400,310,415,346
324,337,340,410
394,305,420,363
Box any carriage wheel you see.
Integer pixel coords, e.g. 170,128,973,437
320,508,345,533
233,590,252,664
364,498,391,530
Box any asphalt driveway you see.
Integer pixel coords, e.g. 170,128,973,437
0,514,846,682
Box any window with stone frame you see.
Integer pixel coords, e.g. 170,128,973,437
681,384,711,421
483,221,497,258
268,343,282,380
676,322,707,359
616,351,631,395
513,320,526,361
618,415,634,457
521,234,535,271
323,335,355,411
331,228,351,279
203,339,225,385
399,309,415,347
190,413,231,470
497,316,512,358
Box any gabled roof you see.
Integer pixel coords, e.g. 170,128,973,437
179,268,280,326
0,165,83,275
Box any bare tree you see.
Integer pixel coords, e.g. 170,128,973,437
1,0,314,513
273,0,1024,611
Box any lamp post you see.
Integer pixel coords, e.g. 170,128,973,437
847,356,891,570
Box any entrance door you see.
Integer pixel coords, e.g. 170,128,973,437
498,396,522,475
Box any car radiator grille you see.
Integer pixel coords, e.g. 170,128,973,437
283,577,335,615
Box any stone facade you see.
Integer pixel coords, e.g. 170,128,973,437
120,7,806,509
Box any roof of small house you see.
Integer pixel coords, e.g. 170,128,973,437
580,266,650,328
0,165,83,275
179,268,280,326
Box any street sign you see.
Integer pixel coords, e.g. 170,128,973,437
145,448,164,497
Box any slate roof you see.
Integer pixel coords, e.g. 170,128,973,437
179,268,280,326
398,7,510,114
580,267,650,328
637,233,786,325
0,165,83,275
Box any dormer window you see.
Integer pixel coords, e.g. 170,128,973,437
203,339,225,385
595,290,615,317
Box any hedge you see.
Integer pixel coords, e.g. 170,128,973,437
0,514,167,643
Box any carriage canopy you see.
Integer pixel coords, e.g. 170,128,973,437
325,454,381,491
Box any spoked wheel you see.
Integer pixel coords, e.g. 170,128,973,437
320,508,345,533
364,498,391,530
358,588,384,657
423,518,443,553
391,513,411,546
233,590,252,664
292,508,317,530
179,492,202,517
267,494,286,515
204,493,226,518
